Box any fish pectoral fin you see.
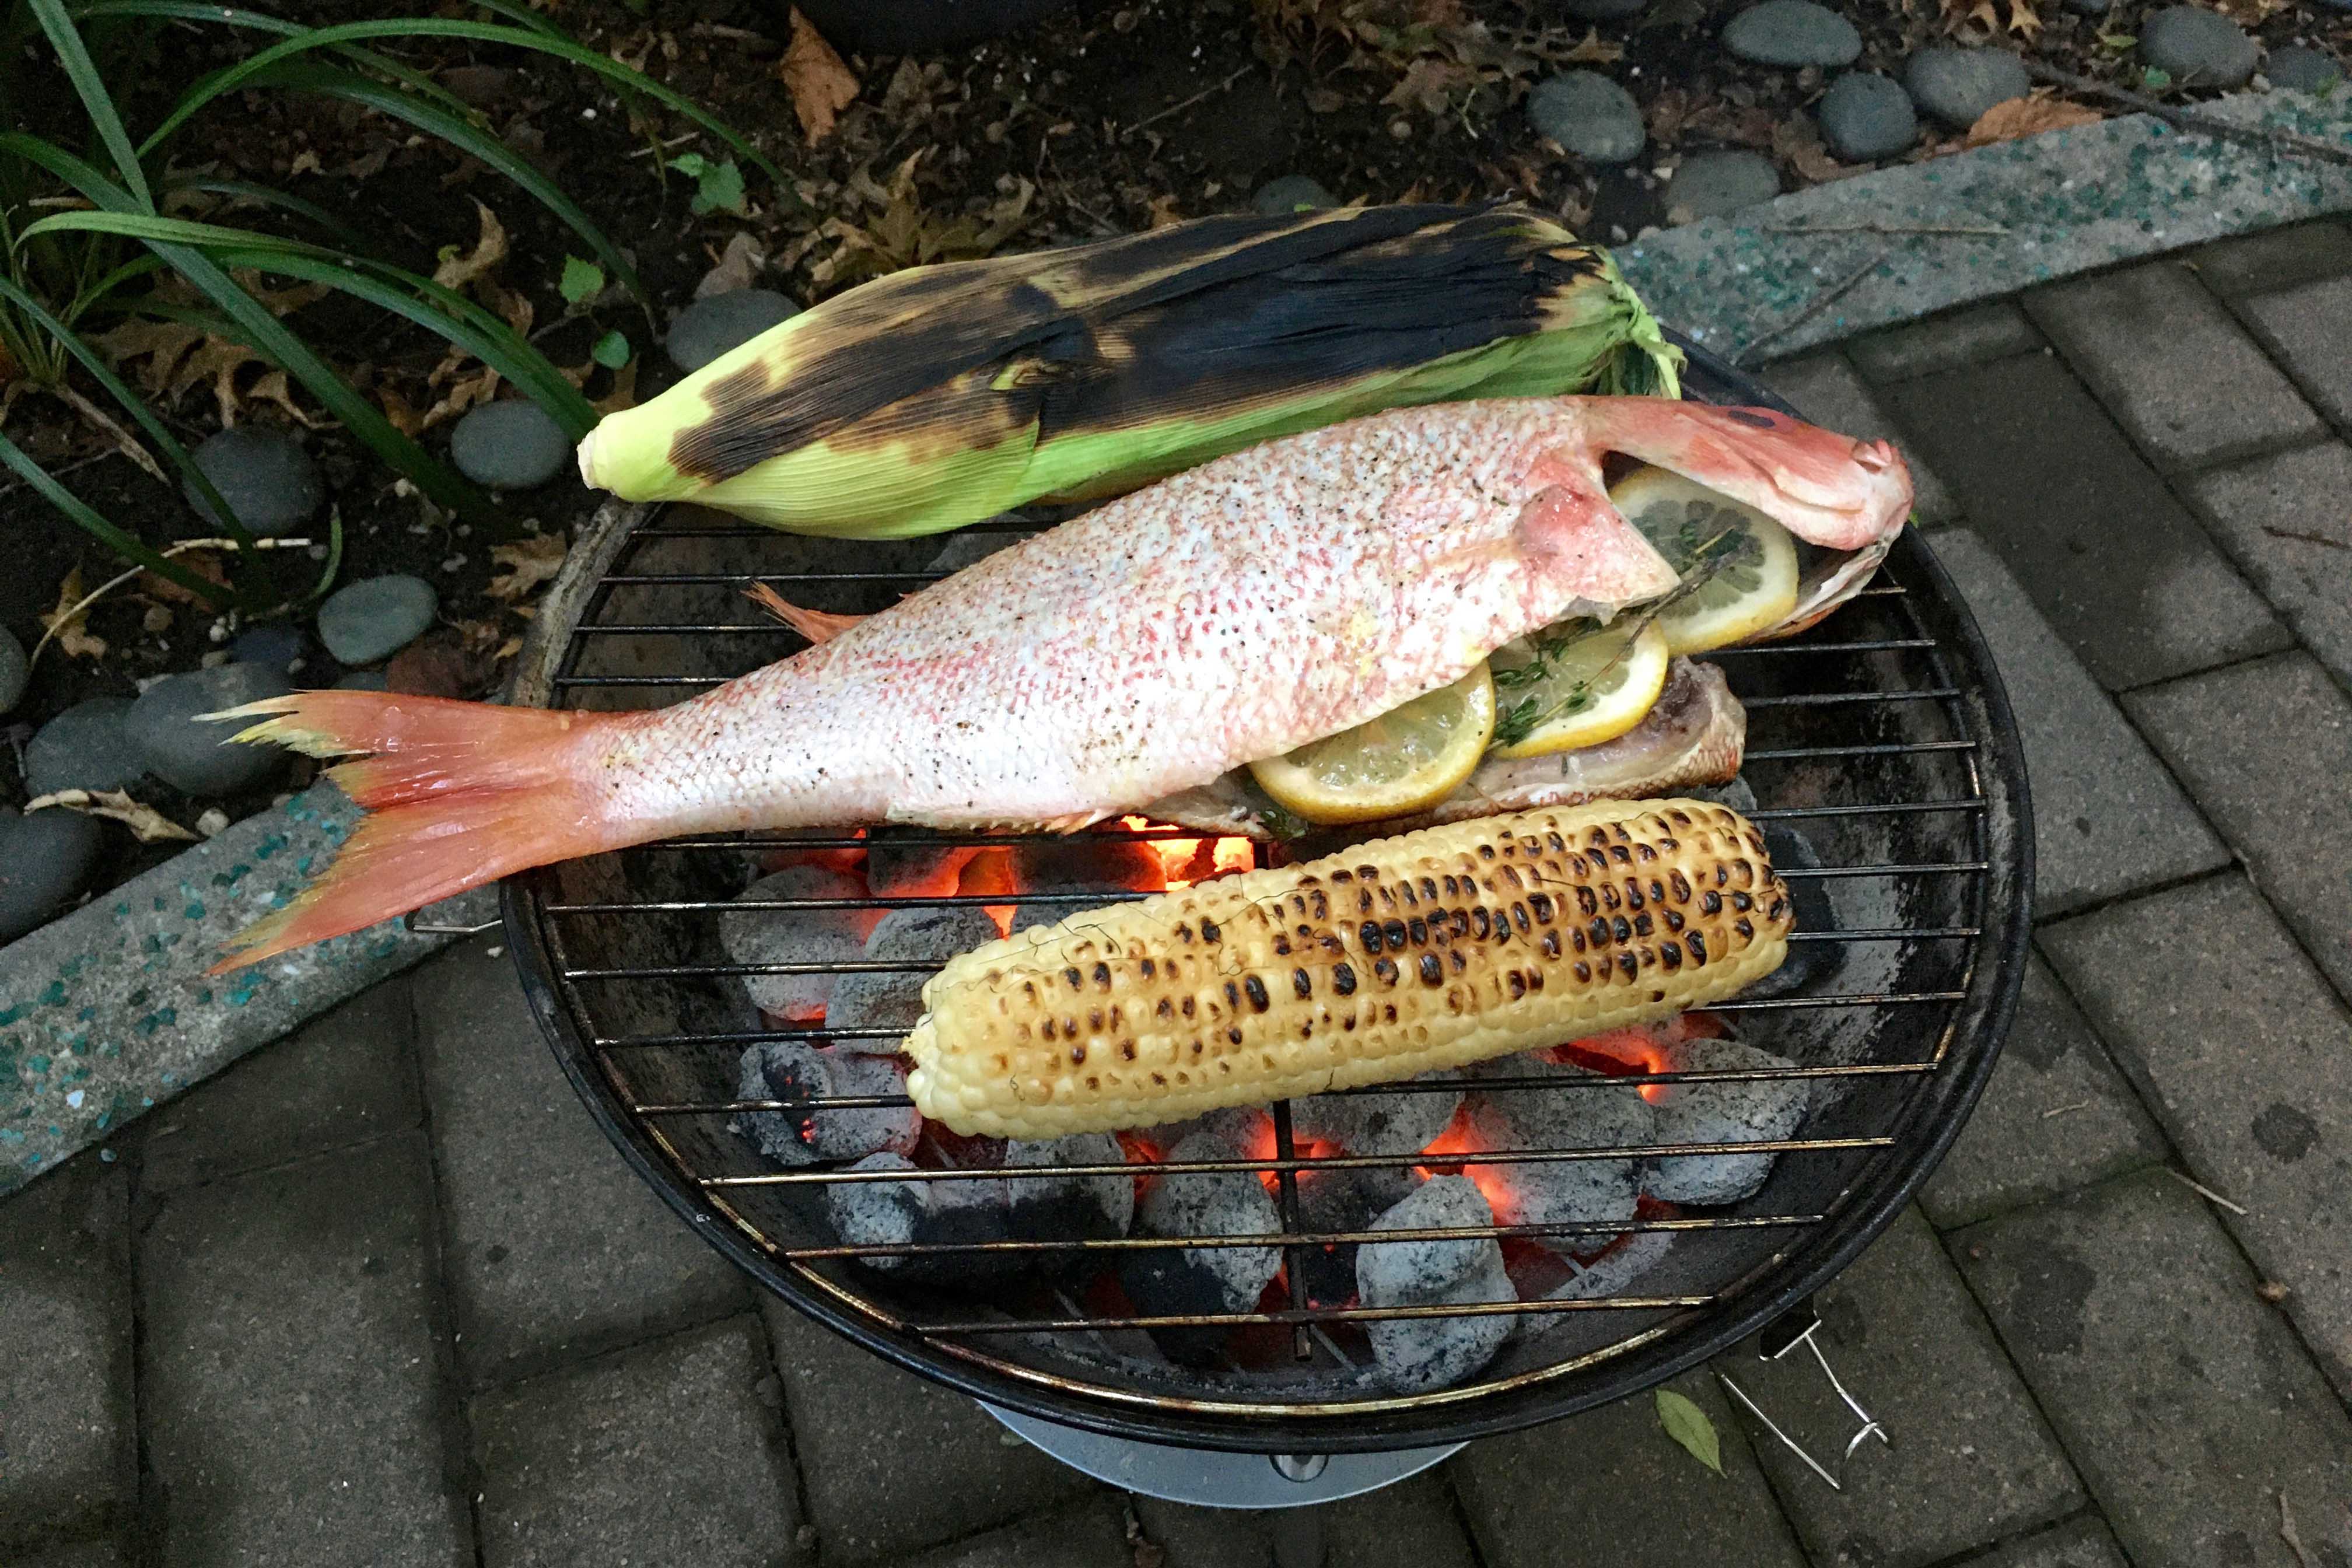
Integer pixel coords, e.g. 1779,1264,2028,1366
1510,472,1681,606
746,583,867,644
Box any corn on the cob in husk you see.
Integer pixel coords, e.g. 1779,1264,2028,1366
905,799,1790,1138
578,204,1679,538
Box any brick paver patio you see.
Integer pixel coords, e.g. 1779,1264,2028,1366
5,218,2351,1568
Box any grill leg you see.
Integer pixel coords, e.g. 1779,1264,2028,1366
1268,1507,1326,1568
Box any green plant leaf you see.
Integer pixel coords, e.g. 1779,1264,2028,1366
17,209,343,255
669,152,746,216
559,256,606,307
2098,32,2136,48
2141,66,2173,89
591,328,631,369
25,0,152,209
1656,1390,1723,1476
162,174,372,252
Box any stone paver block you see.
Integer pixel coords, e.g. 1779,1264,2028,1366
2190,220,2352,297
2238,274,2352,429
1847,301,2043,383
2044,876,2352,1392
413,938,746,1385
1954,1170,2352,1568
1969,1514,2130,1568
139,975,419,1194
1135,1472,1475,1568
9,1541,130,1568
0,1154,131,1550
1922,956,2165,1230
1731,1208,2080,1568
472,1315,799,1568
2026,263,2323,470
1451,1369,1806,1568
2125,654,2352,1004
758,1298,1092,1564
1930,531,2226,914
139,1133,470,1567
1881,355,2288,690
1760,351,1960,524
2192,442,2352,684
889,1499,1130,1568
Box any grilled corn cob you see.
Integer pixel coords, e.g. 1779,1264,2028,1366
904,799,1792,1138
578,204,1679,538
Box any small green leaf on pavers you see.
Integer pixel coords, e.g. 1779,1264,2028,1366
559,256,606,306
2141,66,2173,89
2098,32,2136,49
591,329,632,369
1656,1389,1724,1475
668,152,747,217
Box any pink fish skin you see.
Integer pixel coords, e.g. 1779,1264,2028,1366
211,396,1909,967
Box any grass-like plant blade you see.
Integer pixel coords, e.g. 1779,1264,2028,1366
72,0,480,123
163,176,372,252
18,209,344,254
24,0,152,209
0,428,239,609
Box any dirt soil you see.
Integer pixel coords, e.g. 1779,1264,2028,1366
4,0,2346,898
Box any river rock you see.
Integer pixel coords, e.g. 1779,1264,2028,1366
0,806,104,943
1903,46,2029,129
26,697,146,796
0,627,24,715
1722,0,1862,68
1667,150,1781,220
183,427,323,533
2266,46,2343,92
667,289,801,373
2140,6,2259,87
317,574,438,665
1251,174,1338,215
1561,0,1648,18
334,670,390,691
126,662,293,795
1819,71,1919,159
228,622,306,676
1527,71,1647,164
449,400,571,491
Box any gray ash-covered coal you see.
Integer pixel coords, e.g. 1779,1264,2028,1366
1293,1161,1419,1311
1003,1132,1135,1248
823,1153,1017,1283
1289,1072,1463,1155
734,1042,919,1166
1461,1056,1652,1250
825,905,1002,1045
1121,1127,1282,1361
1643,1035,1808,1204
862,830,981,898
1357,1175,1516,1391
722,866,870,1020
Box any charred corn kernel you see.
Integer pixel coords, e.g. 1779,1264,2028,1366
904,799,1791,1138
577,204,1678,538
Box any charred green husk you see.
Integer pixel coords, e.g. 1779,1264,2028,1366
578,204,1681,538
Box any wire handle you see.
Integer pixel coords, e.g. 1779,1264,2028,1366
401,911,502,937
1716,1297,1889,1492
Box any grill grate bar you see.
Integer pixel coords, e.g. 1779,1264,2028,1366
909,1296,1717,1335
1743,740,1977,762
780,1212,1825,1260
701,1134,1896,1187
1706,638,1937,656
1741,688,1960,708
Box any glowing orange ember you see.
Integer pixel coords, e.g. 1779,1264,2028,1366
1413,1105,1518,1214
1116,816,1257,888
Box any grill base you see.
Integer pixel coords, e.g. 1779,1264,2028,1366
981,1404,1461,1507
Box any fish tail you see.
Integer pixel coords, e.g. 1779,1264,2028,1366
746,583,866,645
204,691,636,971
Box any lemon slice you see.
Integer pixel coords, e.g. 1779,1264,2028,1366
1486,619,1671,759
1611,468,1801,654
1248,666,1497,825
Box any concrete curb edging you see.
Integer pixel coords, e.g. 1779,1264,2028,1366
5,86,2348,1192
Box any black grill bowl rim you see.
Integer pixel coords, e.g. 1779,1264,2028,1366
501,337,2035,1454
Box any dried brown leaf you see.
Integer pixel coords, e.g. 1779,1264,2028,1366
25,789,197,843
142,550,229,606
171,337,275,425
1382,56,1475,113
90,317,205,399
40,569,106,661
1145,193,1184,229
590,356,638,415
1556,25,1623,63
1773,114,1853,181
1964,92,2102,147
431,201,508,291
695,231,768,299
487,532,568,601
780,6,859,146
2007,0,2042,34
245,369,328,430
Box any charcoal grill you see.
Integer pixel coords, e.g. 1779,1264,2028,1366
499,339,2032,1461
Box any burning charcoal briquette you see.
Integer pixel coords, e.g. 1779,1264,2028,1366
1740,821,1835,1000
824,905,1003,1048
1462,1058,1652,1248
823,1153,1016,1283
721,866,869,1020
733,1042,919,1167
1009,835,1167,895
1290,1072,1463,1155
1356,1175,1516,1392
1293,1163,1412,1311
1121,1129,1282,1361
1131,1104,1266,1148
1642,1036,1809,1205
863,830,982,898
1003,1132,1135,1244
